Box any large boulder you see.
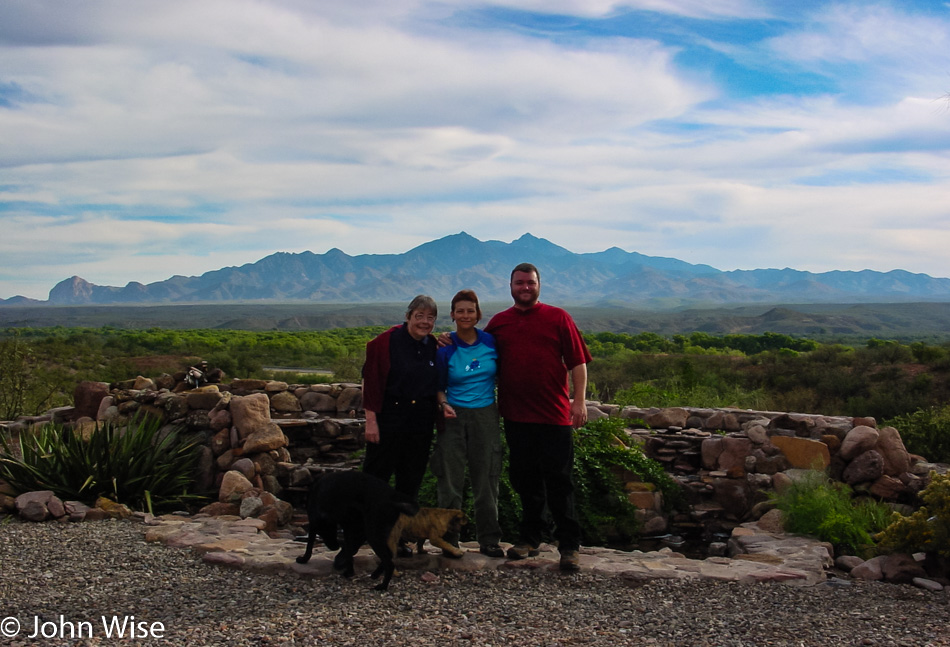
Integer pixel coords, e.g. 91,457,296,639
875,426,911,477
701,436,723,470
769,436,830,470
300,391,337,413
243,422,288,454
219,470,255,503
840,425,880,461
645,408,690,429
869,475,906,500
230,393,271,440
851,555,885,580
185,387,224,410
270,391,302,414
842,450,884,485
881,553,928,584
718,436,752,476
73,381,110,420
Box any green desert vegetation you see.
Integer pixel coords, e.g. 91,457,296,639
2,323,950,557
0,414,206,513
2,325,950,463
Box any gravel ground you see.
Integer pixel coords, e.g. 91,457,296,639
1,519,948,647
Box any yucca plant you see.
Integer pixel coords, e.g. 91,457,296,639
0,415,208,513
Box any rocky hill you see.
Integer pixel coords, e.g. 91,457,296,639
11,232,950,307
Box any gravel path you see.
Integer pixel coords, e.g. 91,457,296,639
1,519,948,646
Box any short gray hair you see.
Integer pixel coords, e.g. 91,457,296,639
406,294,438,320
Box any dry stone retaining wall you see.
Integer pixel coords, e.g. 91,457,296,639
603,404,944,543
2,376,946,541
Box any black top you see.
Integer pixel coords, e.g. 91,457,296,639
384,323,438,402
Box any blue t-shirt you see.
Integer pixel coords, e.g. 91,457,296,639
436,329,498,409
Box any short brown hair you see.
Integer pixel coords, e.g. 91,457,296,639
450,289,482,322
510,262,540,282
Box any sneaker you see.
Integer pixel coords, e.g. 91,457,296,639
559,550,580,572
479,543,505,558
506,543,540,560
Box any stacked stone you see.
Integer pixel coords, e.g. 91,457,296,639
1,376,368,531
2,490,134,522
609,405,943,544
60,378,366,492
4,384,946,548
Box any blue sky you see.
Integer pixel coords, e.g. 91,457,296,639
1,0,949,300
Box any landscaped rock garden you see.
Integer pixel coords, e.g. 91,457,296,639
2,373,948,591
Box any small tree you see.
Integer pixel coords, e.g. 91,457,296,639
0,332,30,419
0,332,69,420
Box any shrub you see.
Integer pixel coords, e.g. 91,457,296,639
0,332,70,419
771,470,891,555
884,405,950,464
416,417,680,547
876,471,950,559
0,415,208,513
571,417,682,545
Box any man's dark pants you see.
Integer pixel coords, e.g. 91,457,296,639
504,420,581,551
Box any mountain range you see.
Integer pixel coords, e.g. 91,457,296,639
4,232,950,308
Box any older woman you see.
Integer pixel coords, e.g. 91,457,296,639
361,295,441,509
431,289,504,558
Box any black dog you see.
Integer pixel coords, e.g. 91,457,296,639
296,471,419,591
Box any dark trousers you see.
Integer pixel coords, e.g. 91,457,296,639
363,401,436,503
504,420,581,552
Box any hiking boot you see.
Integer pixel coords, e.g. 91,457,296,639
559,549,580,572
479,543,505,558
506,543,540,560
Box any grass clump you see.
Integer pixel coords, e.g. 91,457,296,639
771,469,891,556
0,415,208,513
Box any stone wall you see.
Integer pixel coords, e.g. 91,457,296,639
2,375,946,543
603,404,944,543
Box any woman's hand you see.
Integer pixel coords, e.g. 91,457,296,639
437,331,453,348
442,403,458,420
364,415,380,444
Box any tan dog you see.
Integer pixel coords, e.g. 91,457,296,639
389,508,467,558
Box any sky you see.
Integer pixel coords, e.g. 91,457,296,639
2,0,950,300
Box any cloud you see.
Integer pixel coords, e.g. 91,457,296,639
1,0,950,300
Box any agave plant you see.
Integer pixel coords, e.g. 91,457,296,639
0,415,208,513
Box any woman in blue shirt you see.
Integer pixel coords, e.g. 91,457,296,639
433,289,504,558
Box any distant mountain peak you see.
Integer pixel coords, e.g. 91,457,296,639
9,232,948,308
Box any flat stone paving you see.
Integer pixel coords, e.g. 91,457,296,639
142,514,834,587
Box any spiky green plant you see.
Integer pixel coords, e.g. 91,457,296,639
0,415,208,512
